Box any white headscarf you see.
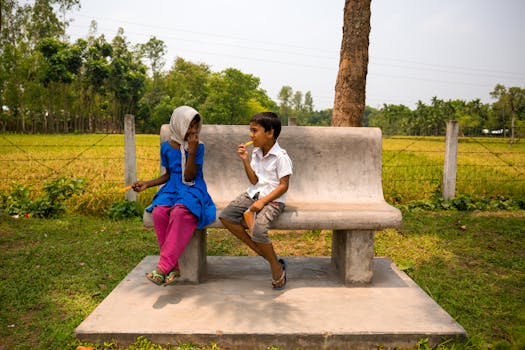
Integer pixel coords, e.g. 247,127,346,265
169,106,202,186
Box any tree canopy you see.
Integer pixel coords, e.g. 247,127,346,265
0,1,522,137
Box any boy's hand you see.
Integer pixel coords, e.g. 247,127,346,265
237,143,249,161
250,199,265,212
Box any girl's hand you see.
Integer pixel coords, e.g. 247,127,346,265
187,132,199,154
132,181,148,192
237,143,249,161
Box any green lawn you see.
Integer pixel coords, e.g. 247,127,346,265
1,210,524,349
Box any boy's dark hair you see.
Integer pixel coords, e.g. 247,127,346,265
250,112,282,139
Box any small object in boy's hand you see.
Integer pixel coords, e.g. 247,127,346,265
243,209,256,233
244,140,253,146
118,185,132,192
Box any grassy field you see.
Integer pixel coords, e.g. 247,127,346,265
0,133,524,349
0,134,524,215
381,136,525,203
0,211,524,349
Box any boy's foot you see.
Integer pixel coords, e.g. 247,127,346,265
272,258,287,290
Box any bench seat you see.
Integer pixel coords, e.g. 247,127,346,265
143,124,402,285
206,202,401,231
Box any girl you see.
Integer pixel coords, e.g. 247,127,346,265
133,106,216,286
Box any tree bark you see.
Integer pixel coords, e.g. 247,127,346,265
332,0,371,127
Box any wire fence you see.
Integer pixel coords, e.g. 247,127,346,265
1,133,524,213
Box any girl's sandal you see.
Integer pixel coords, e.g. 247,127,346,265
163,270,181,287
145,270,165,286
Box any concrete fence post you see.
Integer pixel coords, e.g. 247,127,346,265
443,120,459,200
124,114,137,202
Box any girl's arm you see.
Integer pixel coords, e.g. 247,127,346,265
132,172,169,192
184,133,200,182
250,175,290,212
238,143,258,185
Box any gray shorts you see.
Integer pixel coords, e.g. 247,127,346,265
219,192,285,244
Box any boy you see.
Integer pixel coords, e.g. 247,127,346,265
219,112,293,290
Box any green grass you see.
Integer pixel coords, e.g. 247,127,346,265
381,136,525,203
1,211,524,349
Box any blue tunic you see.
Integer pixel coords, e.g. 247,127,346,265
146,141,216,229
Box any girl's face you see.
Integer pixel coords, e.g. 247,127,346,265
249,121,273,147
184,118,201,140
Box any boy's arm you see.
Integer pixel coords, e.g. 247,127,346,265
238,143,258,185
250,175,290,212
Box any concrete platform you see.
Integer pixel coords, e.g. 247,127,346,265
75,256,466,349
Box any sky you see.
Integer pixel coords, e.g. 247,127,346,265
65,0,525,111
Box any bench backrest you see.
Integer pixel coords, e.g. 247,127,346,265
160,124,386,206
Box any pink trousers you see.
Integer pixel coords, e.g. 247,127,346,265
152,204,198,274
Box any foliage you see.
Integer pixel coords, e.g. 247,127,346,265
399,194,525,212
106,200,143,220
277,85,329,126
491,84,525,143
368,91,524,137
1,2,523,134
0,177,85,218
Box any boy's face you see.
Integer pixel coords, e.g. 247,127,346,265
249,121,274,147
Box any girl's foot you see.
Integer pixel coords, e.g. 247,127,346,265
145,269,165,286
163,269,181,286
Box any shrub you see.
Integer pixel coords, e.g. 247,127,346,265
399,193,525,212
106,200,143,220
0,177,85,218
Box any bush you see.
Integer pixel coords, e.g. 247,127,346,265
399,193,525,212
106,200,143,220
0,177,85,218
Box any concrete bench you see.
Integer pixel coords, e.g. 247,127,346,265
143,124,402,285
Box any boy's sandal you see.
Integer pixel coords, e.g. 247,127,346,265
272,259,287,290
163,270,181,287
272,269,287,290
145,270,165,286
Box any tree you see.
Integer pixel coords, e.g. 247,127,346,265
135,37,167,131
107,28,147,129
491,84,525,145
368,104,411,136
332,0,371,127
303,91,314,114
278,85,293,124
291,90,303,115
202,68,271,125
138,36,166,79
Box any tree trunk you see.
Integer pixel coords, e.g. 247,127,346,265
332,0,371,127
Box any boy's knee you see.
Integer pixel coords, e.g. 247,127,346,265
252,224,271,244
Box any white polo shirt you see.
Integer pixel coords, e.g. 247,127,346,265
246,141,293,203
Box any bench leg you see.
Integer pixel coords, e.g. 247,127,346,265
331,229,374,285
178,229,207,283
